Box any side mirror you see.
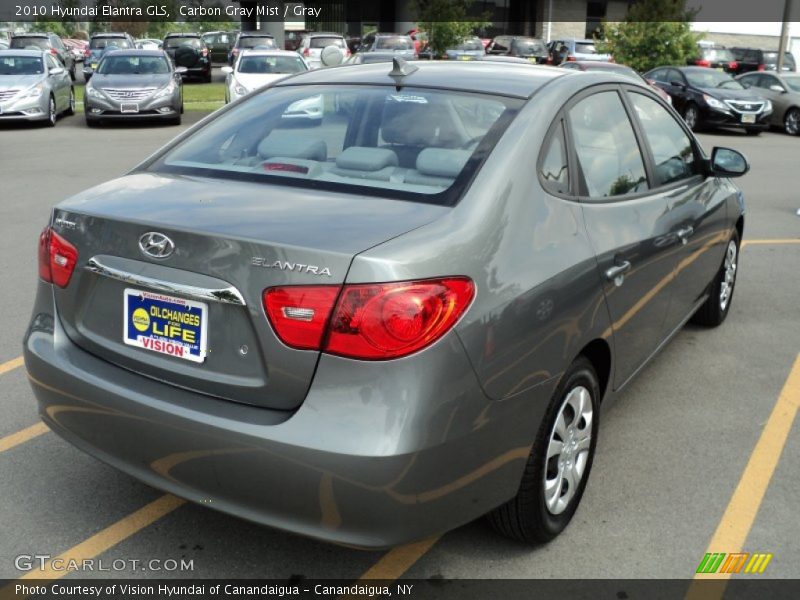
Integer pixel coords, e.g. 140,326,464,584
175,66,188,74
769,84,786,93
49,67,65,76
709,147,749,177
220,66,233,74
670,80,685,88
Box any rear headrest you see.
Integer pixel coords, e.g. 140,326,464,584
381,100,454,146
415,149,470,178
335,147,398,171
258,130,327,162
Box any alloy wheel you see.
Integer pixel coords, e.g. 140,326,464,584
785,109,800,136
69,90,75,113
48,98,56,126
719,240,737,312
544,385,593,515
684,105,698,130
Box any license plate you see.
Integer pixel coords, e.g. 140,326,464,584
529,57,538,63
91,63,98,69
458,55,472,61
741,114,756,123
715,67,723,71
120,103,139,113
123,289,208,363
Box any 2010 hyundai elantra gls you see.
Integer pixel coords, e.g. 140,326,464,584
24,60,748,548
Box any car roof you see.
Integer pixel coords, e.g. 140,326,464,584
307,32,344,37
0,49,44,56
240,32,274,37
571,61,631,69
103,49,166,56
166,32,200,37
92,32,128,37
276,61,568,99
239,49,301,57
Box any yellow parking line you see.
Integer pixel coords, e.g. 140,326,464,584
0,356,23,376
741,238,800,248
355,536,441,581
0,422,49,454
12,494,186,581
686,354,800,599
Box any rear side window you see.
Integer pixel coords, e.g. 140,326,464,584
539,121,569,195
151,85,520,205
568,91,648,198
628,92,698,187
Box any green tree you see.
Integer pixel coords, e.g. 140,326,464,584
595,0,703,72
410,0,488,58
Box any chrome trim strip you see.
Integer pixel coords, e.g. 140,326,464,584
84,257,247,306
723,99,764,114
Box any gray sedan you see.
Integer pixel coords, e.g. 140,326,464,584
25,61,748,548
84,50,185,126
737,71,800,135
0,50,74,126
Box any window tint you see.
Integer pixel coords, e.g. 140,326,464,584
539,121,569,195
648,69,668,82
0,55,44,75
310,36,345,49
568,91,648,198
10,37,49,50
629,92,698,186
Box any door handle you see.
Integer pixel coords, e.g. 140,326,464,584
605,260,632,286
676,226,694,245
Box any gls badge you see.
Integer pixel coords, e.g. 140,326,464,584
251,257,332,277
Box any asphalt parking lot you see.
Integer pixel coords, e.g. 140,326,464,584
0,106,798,585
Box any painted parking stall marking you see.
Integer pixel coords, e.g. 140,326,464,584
123,289,208,363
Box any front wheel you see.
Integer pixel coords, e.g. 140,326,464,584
784,108,800,136
65,88,75,116
691,230,740,327
488,357,600,543
46,96,57,127
683,102,701,131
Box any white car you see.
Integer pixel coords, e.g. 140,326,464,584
297,33,350,69
222,50,309,103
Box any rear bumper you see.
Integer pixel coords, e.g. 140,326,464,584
24,282,553,548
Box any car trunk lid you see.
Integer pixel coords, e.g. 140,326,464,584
51,172,448,410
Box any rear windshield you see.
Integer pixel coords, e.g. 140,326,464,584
512,39,545,54
375,36,412,51
91,37,132,49
310,36,345,49
0,55,44,75
97,55,170,75
575,42,597,54
763,52,795,66
700,47,734,62
150,85,520,205
238,55,307,74
239,36,276,49
10,37,49,50
165,37,201,49
456,39,484,51
353,53,394,64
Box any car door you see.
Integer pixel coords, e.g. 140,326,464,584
624,88,729,332
565,87,680,387
754,73,790,126
45,54,67,109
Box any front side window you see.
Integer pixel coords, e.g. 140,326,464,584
629,92,698,187
150,85,519,204
568,91,648,198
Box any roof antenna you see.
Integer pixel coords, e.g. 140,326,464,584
388,57,419,90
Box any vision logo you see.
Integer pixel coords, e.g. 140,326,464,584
696,552,773,574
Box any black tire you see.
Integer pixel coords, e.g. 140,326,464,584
784,107,800,136
691,229,740,327
65,88,75,116
683,102,701,131
46,95,57,127
69,64,76,81
488,356,600,543
170,114,182,126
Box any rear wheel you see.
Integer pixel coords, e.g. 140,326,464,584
784,108,800,135
692,229,740,327
488,356,600,543
683,102,701,131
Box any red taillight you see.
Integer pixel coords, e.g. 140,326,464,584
263,278,474,359
38,227,78,288
84,48,91,57
50,48,58,56
201,48,208,57
303,47,310,57
757,63,766,71
566,56,576,61
696,59,711,67
729,61,738,70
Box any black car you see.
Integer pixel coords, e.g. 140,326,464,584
646,66,772,134
730,48,797,74
163,33,212,82
9,32,75,80
687,45,738,73
487,36,548,63
202,31,235,63
83,33,135,81
228,32,276,65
